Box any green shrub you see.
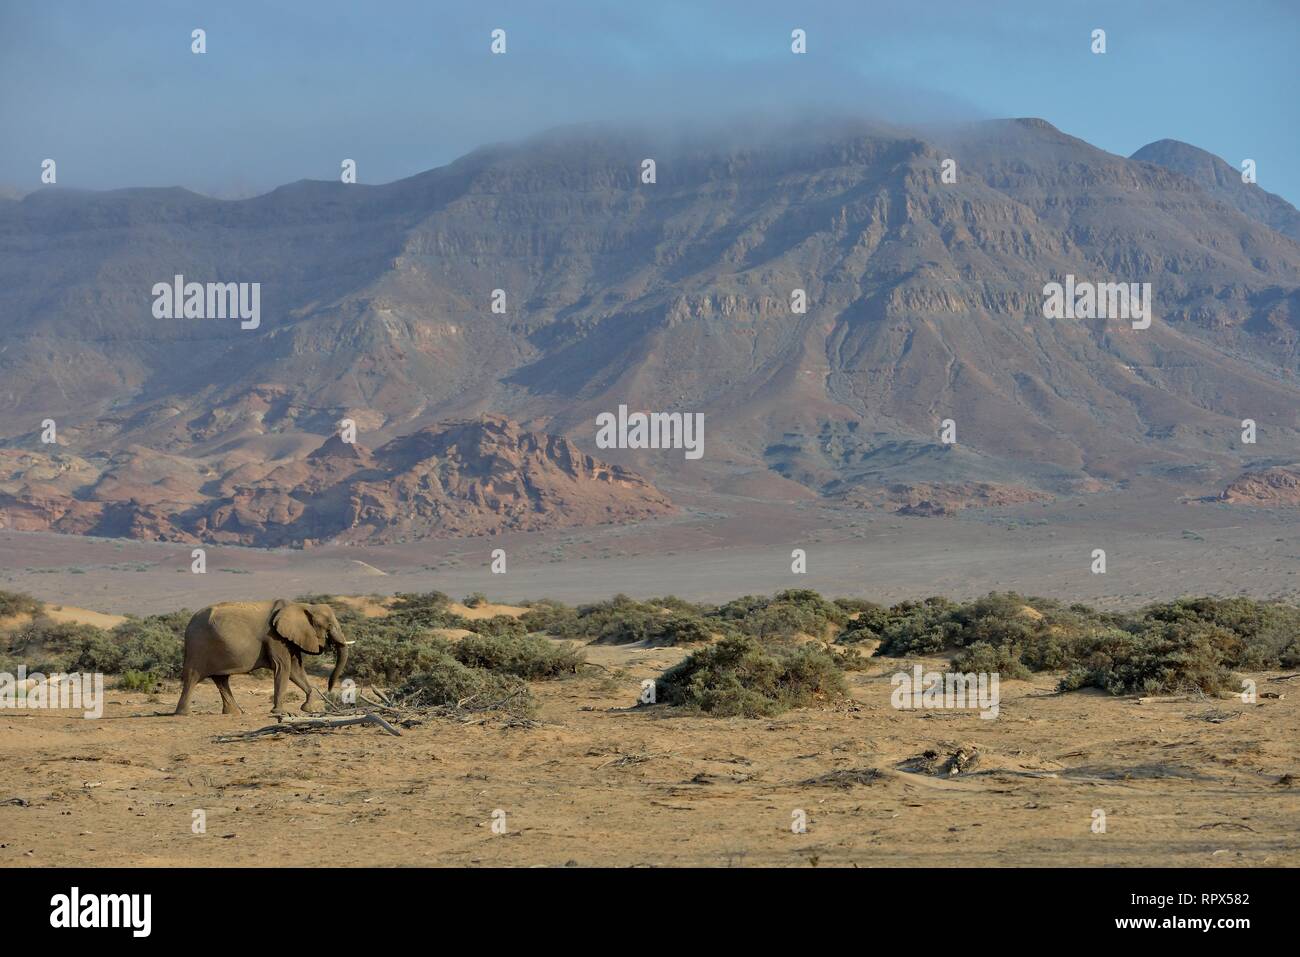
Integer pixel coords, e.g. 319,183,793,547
652,595,716,617
655,635,848,717
1057,623,1239,696
874,597,963,655
397,652,536,717
593,610,660,644
518,598,578,635
524,594,716,645
869,593,1092,663
5,620,108,673
1140,597,1300,669
0,590,43,621
466,615,528,638
579,595,664,644
952,640,1032,680
386,591,457,627
345,627,454,685
835,601,890,643
452,633,585,679
719,589,847,640
2,614,185,676
117,670,164,693
391,590,451,610
655,615,719,645
833,598,885,615
104,615,186,677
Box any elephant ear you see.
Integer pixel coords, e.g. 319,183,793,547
269,600,324,654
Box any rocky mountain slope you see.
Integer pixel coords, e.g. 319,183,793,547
1130,139,1300,241
1,117,1298,543
0,416,672,544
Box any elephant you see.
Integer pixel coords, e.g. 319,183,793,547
173,599,353,716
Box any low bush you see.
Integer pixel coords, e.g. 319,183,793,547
1,616,188,676
522,594,716,645
2,614,185,677
1058,623,1241,696
386,591,457,627
105,614,187,677
518,598,577,635
465,615,528,638
0,590,43,621
841,591,1300,696
952,640,1032,680
117,670,164,693
655,634,848,717
345,626,454,685
397,652,536,717
719,589,848,640
654,615,719,645
1141,597,1300,669
451,633,585,679
5,620,108,673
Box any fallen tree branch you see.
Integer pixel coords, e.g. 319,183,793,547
460,687,528,712
356,691,414,717
214,712,401,742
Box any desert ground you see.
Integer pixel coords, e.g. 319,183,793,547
1,636,1296,868
1,486,1298,615
2,488,1298,868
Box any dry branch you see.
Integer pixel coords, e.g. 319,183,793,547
214,712,401,742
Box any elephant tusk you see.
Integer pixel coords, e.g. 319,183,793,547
343,640,356,645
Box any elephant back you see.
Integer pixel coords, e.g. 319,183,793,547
192,601,278,642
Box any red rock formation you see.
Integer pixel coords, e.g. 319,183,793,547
1218,466,1300,506
0,417,673,545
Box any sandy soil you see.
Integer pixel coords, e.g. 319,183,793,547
1,486,1296,616
0,606,128,631
1,486,1296,867
2,643,1295,868
446,601,529,620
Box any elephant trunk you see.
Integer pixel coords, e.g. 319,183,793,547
327,634,350,691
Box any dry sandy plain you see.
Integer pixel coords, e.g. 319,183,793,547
1,485,1298,614
1,487,1298,867
1,642,1296,868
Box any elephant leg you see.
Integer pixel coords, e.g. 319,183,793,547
174,667,202,715
270,660,288,715
211,674,242,715
289,657,322,713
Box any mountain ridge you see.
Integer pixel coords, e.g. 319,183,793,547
2,116,1297,543
1130,138,1300,241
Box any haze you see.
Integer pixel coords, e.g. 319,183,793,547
1,0,1296,204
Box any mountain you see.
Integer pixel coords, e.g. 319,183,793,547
1130,139,1300,241
0,416,672,544
1,116,1298,544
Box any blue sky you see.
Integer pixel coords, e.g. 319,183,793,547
2,0,1297,204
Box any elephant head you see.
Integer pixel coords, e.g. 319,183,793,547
269,600,354,690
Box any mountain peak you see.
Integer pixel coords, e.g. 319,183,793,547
1012,117,1062,132
1131,138,1229,177
1132,139,1300,240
